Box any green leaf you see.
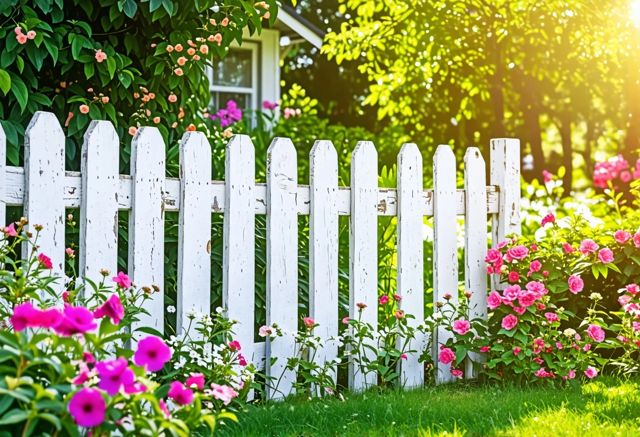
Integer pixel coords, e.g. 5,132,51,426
0,409,29,425
9,76,28,112
120,0,138,18
71,34,84,59
106,57,116,79
162,0,174,15
0,70,10,95
150,0,163,12
84,62,95,79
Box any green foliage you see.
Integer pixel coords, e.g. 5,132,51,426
0,0,276,168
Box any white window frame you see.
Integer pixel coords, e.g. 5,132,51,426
207,42,260,112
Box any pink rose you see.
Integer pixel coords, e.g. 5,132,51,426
303,317,315,329
584,366,598,379
544,312,559,323
438,347,455,365
633,231,640,248
614,230,631,244
450,368,463,378
626,284,639,295
505,245,529,262
512,347,521,356
568,275,584,294
579,239,599,255
508,271,520,283
501,314,518,330
525,281,546,298
586,324,605,342
379,295,390,305
452,319,471,335
562,242,575,253
502,285,521,302
518,292,536,308
487,291,502,310
529,260,542,273
598,248,614,263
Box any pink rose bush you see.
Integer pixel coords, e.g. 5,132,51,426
0,222,244,434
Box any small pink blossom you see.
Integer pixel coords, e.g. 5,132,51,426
400,353,408,360
487,291,502,309
633,231,640,248
210,383,238,405
93,294,124,325
168,381,194,405
452,319,471,335
438,347,455,365
579,239,599,255
95,49,107,63
512,347,521,356
228,340,241,351
568,275,584,294
3,223,17,237
586,324,605,342
562,242,575,253
258,325,273,337
501,314,518,330
112,271,132,289
544,312,559,323
379,295,390,305
479,346,490,353
542,170,553,183
505,245,529,262
186,373,205,390
508,271,520,283
450,368,463,378
614,230,631,244
342,316,350,325
303,317,315,329
38,253,53,269
598,248,614,264
627,284,640,295
540,213,555,227
584,366,598,379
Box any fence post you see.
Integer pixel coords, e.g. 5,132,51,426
463,147,488,378
0,123,5,227
266,137,298,400
397,143,424,388
177,132,212,335
129,127,166,335
23,112,66,287
309,140,339,394
79,121,119,287
348,141,378,391
433,144,458,384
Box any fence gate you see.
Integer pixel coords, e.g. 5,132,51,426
0,111,520,398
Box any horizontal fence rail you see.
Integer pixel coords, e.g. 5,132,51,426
0,111,520,396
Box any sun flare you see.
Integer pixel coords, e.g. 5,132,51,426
631,0,640,26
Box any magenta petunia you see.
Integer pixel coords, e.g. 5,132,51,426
112,271,132,289
54,305,97,336
186,373,205,390
10,302,61,331
38,253,53,269
93,294,125,325
168,381,194,406
134,335,172,372
96,357,135,396
68,387,106,427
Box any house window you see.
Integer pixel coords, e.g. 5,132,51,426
209,42,259,113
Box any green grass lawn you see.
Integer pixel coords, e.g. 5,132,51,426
218,377,640,436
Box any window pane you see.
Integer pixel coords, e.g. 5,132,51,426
211,92,251,112
212,49,252,87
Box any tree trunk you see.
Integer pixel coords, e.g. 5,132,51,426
560,113,573,194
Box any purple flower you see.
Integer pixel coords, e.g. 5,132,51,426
54,306,97,336
134,335,172,372
210,100,243,128
168,381,194,405
96,357,135,395
93,294,125,325
68,387,106,427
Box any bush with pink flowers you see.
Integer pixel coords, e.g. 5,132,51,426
0,220,240,435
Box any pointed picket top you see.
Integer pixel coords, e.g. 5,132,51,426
79,120,119,287
177,131,212,335
464,147,488,378
266,137,298,400
129,126,166,335
223,134,256,368
24,111,66,285
0,122,5,227
309,139,339,391
349,140,378,391
433,143,458,384
397,142,425,388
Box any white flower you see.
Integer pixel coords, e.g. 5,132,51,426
215,306,224,314
167,305,176,314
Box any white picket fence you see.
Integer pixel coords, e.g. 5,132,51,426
0,112,520,397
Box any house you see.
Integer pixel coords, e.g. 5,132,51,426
207,5,324,113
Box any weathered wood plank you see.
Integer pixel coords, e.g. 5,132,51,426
129,127,166,335
397,143,425,388
2,166,501,216
79,121,119,287
23,112,66,287
177,132,212,335
309,140,339,392
223,134,256,363
433,144,458,384
265,137,298,400
348,141,378,391
463,147,488,378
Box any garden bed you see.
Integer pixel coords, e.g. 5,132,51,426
220,377,640,436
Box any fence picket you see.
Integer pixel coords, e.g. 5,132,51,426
490,138,521,291
177,132,212,335
349,141,378,391
23,112,66,285
79,121,119,286
309,140,339,391
223,135,256,363
266,137,298,400
0,123,5,227
397,143,425,388
464,147,488,378
129,127,166,335
433,144,458,384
